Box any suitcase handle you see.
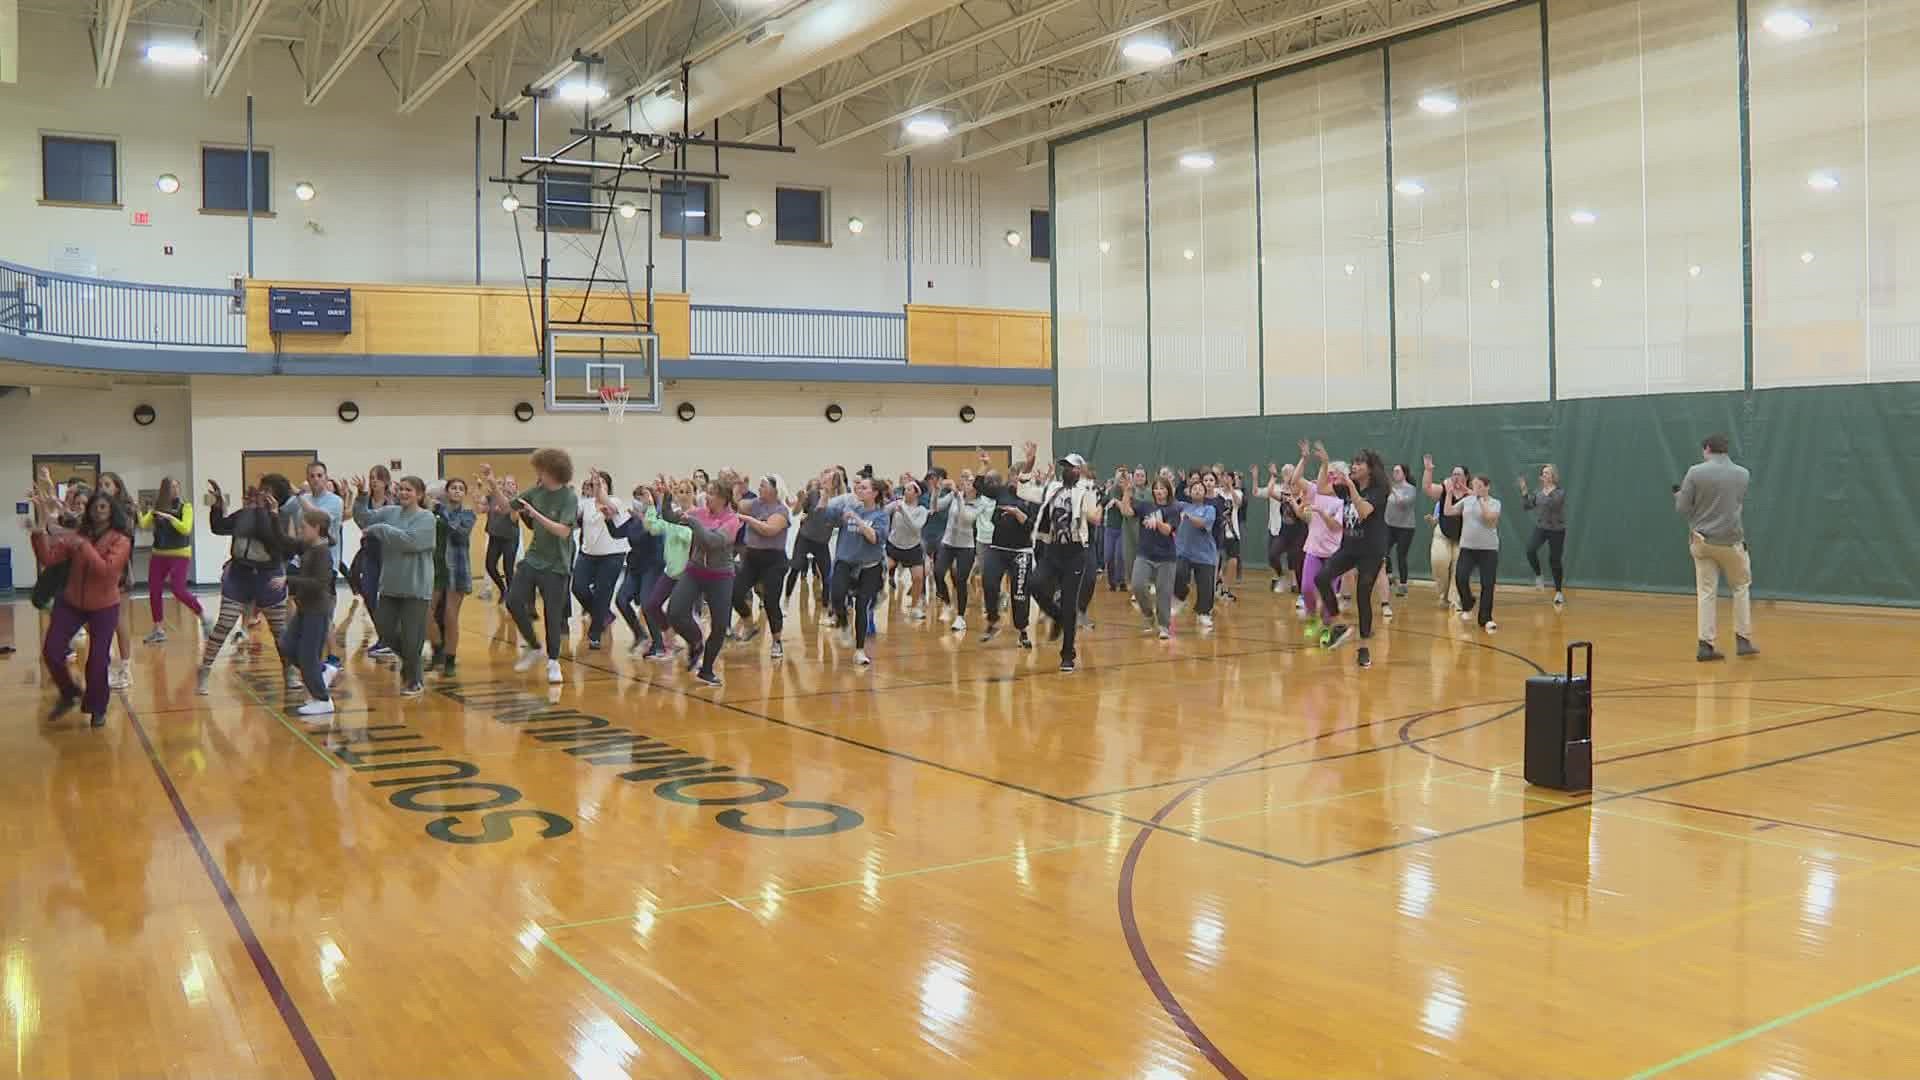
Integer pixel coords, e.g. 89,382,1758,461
1566,641,1593,683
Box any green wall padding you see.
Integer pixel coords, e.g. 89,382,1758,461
1058,382,1920,607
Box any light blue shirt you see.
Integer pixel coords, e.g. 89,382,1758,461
283,490,345,569
824,494,888,567
1174,500,1219,566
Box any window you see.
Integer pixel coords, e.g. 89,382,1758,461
661,180,714,238
1029,208,1052,261
539,170,593,232
775,186,828,245
202,146,272,213
41,135,119,207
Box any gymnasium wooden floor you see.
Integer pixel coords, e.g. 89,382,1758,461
6,575,1920,1079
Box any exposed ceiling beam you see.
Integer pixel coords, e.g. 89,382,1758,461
496,0,679,116
397,0,543,113
834,0,1225,152
205,0,274,96
91,0,134,88
579,0,813,126
952,0,1517,163
304,0,409,105
738,0,1084,144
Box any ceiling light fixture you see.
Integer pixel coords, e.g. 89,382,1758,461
1800,250,1816,264
1591,276,1604,288
1490,278,1501,290
1807,171,1839,192
1122,40,1173,64
1395,178,1426,196
1416,93,1458,114
1419,271,1432,283
558,81,608,103
1098,240,1111,254
145,43,205,65
616,201,638,220
1178,151,1215,171
1568,208,1597,225
1688,264,1703,278
1762,11,1813,37
1343,264,1355,276
683,209,707,217
1182,248,1196,261
905,115,949,138
500,193,521,213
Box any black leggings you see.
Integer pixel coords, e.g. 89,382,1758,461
1456,547,1499,627
1173,560,1217,615
484,532,517,596
979,548,1031,631
668,573,733,676
785,536,832,603
1318,545,1385,640
1387,526,1416,585
506,566,570,660
732,548,789,635
1526,528,1566,590
935,543,976,617
830,562,883,648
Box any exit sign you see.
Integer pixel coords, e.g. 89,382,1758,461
130,210,152,226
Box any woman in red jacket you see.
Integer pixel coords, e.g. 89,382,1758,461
35,491,133,727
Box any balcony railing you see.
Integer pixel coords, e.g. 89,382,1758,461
0,258,246,350
690,303,906,364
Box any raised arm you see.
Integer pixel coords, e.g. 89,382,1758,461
1422,454,1444,499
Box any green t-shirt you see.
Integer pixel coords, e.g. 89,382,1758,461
518,484,579,574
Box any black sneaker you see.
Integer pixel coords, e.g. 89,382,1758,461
1697,641,1725,662
1736,636,1759,657
1059,660,1076,673
979,624,1000,644
1018,632,1034,650
588,635,603,651
442,655,456,678
1357,646,1372,669
47,692,79,724
1324,624,1353,650
694,671,722,688
89,711,107,728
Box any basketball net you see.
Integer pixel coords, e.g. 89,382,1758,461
597,386,632,425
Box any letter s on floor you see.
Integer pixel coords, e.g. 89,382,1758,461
426,809,577,844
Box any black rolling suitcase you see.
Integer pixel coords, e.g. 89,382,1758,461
1524,642,1593,791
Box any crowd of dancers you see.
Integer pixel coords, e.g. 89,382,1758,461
24,439,1579,727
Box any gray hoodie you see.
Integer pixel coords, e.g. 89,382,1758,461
354,498,438,599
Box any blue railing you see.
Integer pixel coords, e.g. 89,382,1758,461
690,303,906,363
0,258,246,349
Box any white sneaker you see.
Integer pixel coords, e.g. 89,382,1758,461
514,648,543,672
1553,591,1565,607
546,660,563,685
297,698,335,718
1381,603,1394,619
108,661,132,690
322,663,341,688
1459,610,1473,622
854,649,872,667
1484,621,1499,634
1197,614,1214,630
285,666,303,690
951,615,966,632
1293,598,1305,614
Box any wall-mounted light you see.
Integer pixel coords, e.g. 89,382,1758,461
824,403,844,423
1182,248,1196,261
156,173,181,194
847,217,865,235
1395,178,1426,196
501,193,521,213
1591,276,1604,288
1568,208,1597,225
293,181,316,202
1098,240,1111,255
1419,271,1432,283
1688,264,1704,278
513,401,536,422
1004,230,1022,248
616,201,638,220
676,402,697,422
958,404,977,423
1178,151,1215,171
1807,171,1839,192
1416,93,1458,114
1800,250,1816,264
1343,263,1356,276
744,208,764,228
133,403,157,426
337,401,360,423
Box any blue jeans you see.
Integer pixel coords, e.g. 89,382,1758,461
1103,526,1126,588
571,553,624,638
280,607,331,700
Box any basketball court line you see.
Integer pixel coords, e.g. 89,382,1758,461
118,692,337,1080
533,934,723,1080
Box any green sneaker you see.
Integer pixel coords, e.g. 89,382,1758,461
1303,617,1322,642
1319,626,1335,648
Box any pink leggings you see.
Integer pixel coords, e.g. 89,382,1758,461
148,554,203,623
1301,553,1337,617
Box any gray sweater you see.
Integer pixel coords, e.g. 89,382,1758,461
353,499,438,600
1523,486,1566,531
1676,454,1748,545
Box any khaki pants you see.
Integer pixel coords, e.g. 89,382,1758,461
1430,533,1461,609
1690,538,1753,645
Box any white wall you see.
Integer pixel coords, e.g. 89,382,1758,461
0,12,1050,311
183,374,1049,581
0,380,194,587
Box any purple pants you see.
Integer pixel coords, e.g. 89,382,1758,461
1301,553,1336,617
44,600,120,718
148,553,203,623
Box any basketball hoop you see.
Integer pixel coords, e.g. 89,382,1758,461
598,386,632,424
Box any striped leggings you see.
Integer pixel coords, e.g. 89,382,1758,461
201,596,290,670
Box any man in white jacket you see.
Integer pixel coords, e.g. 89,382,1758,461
1032,453,1104,673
